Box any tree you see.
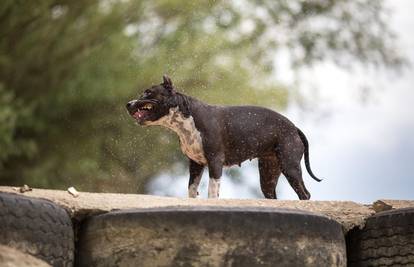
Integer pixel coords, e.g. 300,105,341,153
0,0,403,192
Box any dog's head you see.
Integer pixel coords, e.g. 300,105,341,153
126,75,178,125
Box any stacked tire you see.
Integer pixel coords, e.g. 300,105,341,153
0,193,75,267
4,190,413,267
347,208,414,266
77,206,347,267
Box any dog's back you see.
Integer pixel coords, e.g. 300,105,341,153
192,104,300,166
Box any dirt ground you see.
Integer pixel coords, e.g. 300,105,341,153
0,245,51,267
1,186,413,232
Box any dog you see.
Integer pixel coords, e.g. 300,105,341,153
126,75,322,200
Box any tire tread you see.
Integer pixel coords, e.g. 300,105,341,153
347,208,414,267
0,192,74,267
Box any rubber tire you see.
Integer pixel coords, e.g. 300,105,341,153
0,192,75,267
77,206,346,267
347,207,414,266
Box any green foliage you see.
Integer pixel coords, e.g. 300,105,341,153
0,0,403,192
0,83,37,168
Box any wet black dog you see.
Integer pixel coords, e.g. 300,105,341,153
126,75,321,199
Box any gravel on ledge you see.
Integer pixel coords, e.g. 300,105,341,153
2,186,412,232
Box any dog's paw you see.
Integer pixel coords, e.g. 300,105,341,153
188,185,198,198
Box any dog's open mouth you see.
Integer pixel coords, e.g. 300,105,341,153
132,102,155,121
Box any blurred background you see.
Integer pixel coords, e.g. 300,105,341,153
0,0,412,203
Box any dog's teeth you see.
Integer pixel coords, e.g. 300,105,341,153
142,104,152,110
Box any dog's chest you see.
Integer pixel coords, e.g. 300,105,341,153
149,108,207,165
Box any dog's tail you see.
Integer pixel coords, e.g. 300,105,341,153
297,128,322,182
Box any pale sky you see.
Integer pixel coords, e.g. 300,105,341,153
148,0,414,203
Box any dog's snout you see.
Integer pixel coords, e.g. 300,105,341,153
126,100,137,110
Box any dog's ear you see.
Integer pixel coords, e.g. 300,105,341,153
162,75,175,94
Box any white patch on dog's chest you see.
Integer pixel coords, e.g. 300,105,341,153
147,107,207,165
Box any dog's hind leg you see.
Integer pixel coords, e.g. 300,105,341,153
283,166,311,200
276,134,311,200
258,154,282,199
188,159,204,198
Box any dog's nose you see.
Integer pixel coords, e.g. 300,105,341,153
126,100,137,109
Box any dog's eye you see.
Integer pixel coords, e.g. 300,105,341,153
143,90,152,97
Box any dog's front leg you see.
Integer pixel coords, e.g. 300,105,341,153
188,159,204,198
207,156,223,198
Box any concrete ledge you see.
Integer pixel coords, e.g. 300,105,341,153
2,186,402,232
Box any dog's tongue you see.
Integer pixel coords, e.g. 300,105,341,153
133,110,146,120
